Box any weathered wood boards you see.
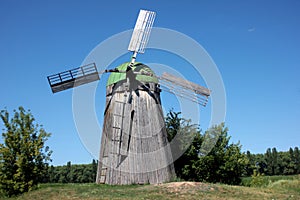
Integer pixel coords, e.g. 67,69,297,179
160,72,210,97
96,79,175,185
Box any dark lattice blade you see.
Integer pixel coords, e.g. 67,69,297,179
47,63,99,93
158,72,210,106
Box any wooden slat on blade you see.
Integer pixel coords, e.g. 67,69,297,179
128,10,156,53
160,72,210,97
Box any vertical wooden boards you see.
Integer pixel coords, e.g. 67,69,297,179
96,82,175,185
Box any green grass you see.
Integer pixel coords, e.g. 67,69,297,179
241,174,300,187
1,175,299,200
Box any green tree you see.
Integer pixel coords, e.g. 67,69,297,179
254,153,267,174
176,123,203,181
66,161,72,182
91,159,98,182
245,150,256,176
286,147,297,175
165,110,203,180
165,111,247,185
265,148,280,175
0,107,52,196
281,151,294,175
165,110,182,142
47,160,98,184
265,148,272,175
294,147,300,174
250,169,266,187
194,123,247,185
246,146,300,177
220,142,248,184
272,147,280,175
58,161,72,183
48,165,56,183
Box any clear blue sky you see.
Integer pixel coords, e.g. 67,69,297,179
0,0,299,166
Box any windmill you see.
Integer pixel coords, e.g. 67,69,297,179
47,9,210,185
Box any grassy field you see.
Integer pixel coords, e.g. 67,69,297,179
1,175,299,200
241,174,300,187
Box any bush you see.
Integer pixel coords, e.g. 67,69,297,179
0,107,52,196
250,170,269,187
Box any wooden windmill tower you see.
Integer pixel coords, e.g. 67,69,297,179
47,9,210,185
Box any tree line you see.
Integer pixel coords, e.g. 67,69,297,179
44,146,300,185
245,147,300,177
48,111,300,185
46,160,97,183
165,110,300,183
0,107,299,197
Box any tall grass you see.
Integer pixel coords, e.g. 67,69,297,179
241,174,300,187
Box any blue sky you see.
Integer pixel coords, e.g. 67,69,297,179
0,0,299,166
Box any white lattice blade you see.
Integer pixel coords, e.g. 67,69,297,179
128,9,156,53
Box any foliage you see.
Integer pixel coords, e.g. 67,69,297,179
241,174,300,189
165,110,203,181
194,123,248,185
165,110,247,185
245,147,300,177
0,107,52,197
250,169,267,187
265,147,280,175
47,160,98,183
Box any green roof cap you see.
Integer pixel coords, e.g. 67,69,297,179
106,62,158,86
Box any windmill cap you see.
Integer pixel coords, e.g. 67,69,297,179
106,62,158,86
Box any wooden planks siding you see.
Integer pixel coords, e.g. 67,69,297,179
96,80,175,185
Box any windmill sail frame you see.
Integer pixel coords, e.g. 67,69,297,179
160,72,210,97
47,63,99,93
158,72,210,106
128,9,156,54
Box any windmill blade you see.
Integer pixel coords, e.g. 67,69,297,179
128,9,156,54
159,82,208,106
47,63,99,93
158,72,210,106
160,72,210,97
106,69,211,106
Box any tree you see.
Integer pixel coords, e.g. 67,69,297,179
265,148,280,175
165,110,203,180
165,110,182,142
66,161,72,182
48,165,56,183
281,150,294,175
288,148,296,174
91,159,98,181
271,147,280,175
220,142,248,184
57,161,72,183
165,110,247,185
245,150,256,176
0,107,52,196
265,148,272,175
254,153,267,174
294,147,300,174
194,123,247,185
47,160,98,184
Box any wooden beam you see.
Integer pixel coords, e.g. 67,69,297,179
160,72,210,97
